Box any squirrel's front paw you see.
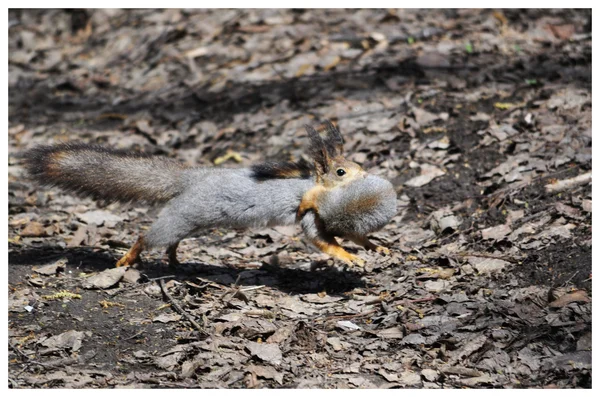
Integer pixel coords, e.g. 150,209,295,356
375,246,391,256
344,254,365,268
116,255,135,267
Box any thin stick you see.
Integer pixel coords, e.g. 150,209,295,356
110,275,176,296
545,172,591,193
159,279,206,334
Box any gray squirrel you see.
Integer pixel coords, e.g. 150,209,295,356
23,121,397,268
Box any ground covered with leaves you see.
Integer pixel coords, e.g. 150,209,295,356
8,9,591,388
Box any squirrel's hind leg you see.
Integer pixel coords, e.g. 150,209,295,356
313,237,365,268
349,235,390,255
145,204,199,267
300,212,365,267
165,242,180,267
116,236,145,267
115,237,182,268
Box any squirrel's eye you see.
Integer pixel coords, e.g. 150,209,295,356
336,168,346,177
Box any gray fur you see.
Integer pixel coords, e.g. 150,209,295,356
300,212,324,244
316,175,397,238
144,168,315,248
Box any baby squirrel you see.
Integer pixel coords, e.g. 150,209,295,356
23,121,397,268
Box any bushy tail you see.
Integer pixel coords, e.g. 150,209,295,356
23,143,187,204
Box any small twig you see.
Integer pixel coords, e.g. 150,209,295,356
484,168,581,206
545,172,591,194
149,275,178,282
196,277,228,290
449,252,523,264
513,205,555,226
400,296,438,304
8,341,30,362
158,279,206,334
111,275,176,296
124,330,146,341
318,309,378,322
220,274,253,304
10,342,78,377
240,285,266,292
561,271,580,287
242,309,276,318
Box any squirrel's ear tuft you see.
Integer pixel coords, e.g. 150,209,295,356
305,124,331,175
321,120,344,157
305,120,345,176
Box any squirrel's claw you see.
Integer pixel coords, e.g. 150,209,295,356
116,254,136,267
116,237,144,267
349,236,390,257
344,254,365,268
375,245,391,256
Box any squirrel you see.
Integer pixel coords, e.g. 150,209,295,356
23,121,397,268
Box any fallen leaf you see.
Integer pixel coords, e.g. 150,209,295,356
549,290,590,308
122,268,141,284
581,199,592,213
336,320,362,331
247,365,283,385
421,368,439,381
76,210,124,227
153,313,183,323
548,24,575,40
67,226,88,247
481,224,511,241
326,337,344,351
469,257,510,274
39,330,85,352
431,209,462,232
8,288,39,312
545,172,592,193
246,342,283,366
83,267,127,289
412,107,443,127
400,371,421,386
21,221,47,237
376,326,404,339
33,258,67,275
213,150,243,165
405,164,445,187
494,102,523,110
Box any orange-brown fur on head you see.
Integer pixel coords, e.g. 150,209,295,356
305,121,366,187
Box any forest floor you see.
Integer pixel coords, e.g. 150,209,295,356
8,9,591,388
